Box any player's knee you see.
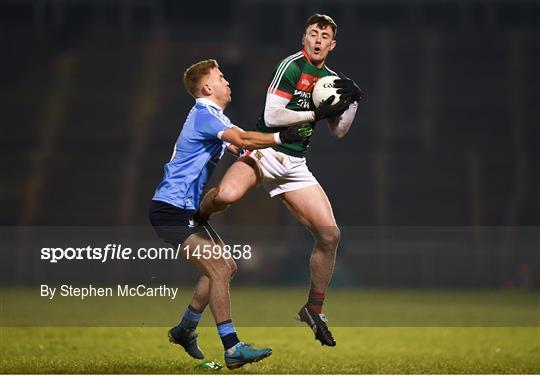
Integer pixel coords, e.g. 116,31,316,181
228,260,238,278
214,184,240,206
208,262,233,281
315,226,341,251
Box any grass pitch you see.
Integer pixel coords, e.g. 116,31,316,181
1,288,539,373
1,327,538,374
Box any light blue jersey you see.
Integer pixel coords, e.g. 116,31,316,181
153,98,234,210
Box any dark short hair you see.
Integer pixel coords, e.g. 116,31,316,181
183,59,219,98
304,13,337,39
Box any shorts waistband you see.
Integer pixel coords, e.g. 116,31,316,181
272,146,307,158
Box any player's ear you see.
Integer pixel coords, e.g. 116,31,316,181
200,83,212,96
329,39,336,51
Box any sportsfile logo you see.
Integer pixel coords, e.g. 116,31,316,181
40,244,182,263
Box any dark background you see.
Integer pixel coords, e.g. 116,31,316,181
1,0,538,287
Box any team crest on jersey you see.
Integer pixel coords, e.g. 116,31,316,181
295,73,318,92
255,151,264,160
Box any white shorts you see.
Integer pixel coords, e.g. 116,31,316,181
243,148,319,197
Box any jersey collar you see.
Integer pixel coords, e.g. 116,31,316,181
195,97,223,111
301,49,313,64
301,49,326,70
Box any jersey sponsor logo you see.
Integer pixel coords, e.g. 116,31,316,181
295,73,318,92
293,89,312,98
293,89,313,109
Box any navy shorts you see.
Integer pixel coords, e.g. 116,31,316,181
148,200,203,247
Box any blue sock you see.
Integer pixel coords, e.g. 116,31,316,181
216,319,240,351
179,305,203,330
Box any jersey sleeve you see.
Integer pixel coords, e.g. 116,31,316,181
267,58,301,100
196,110,231,140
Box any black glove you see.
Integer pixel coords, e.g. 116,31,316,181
279,124,313,144
314,95,351,121
334,72,364,102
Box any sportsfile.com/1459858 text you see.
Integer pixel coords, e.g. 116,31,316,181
40,243,253,263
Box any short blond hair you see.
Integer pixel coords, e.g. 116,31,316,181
183,59,219,98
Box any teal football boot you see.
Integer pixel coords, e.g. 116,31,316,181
168,326,204,359
224,342,272,369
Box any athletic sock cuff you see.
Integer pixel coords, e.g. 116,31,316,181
179,305,203,329
217,320,236,338
309,291,326,299
216,319,232,326
188,304,204,314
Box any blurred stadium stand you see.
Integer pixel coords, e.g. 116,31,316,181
0,0,538,286
2,0,538,226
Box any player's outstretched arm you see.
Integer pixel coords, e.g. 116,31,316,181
226,144,241,156
220,126,311,151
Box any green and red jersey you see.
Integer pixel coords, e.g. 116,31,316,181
255,50,337,157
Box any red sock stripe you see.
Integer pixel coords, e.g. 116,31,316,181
309,291,326,300
307,291,325,313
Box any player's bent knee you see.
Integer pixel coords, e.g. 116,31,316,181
314,226,341,251
215,184,242,206
227,260,238,277
206,261,233,281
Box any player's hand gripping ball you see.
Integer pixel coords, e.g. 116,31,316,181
334,72,364,103
312,74,364,108
312,76,341,108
